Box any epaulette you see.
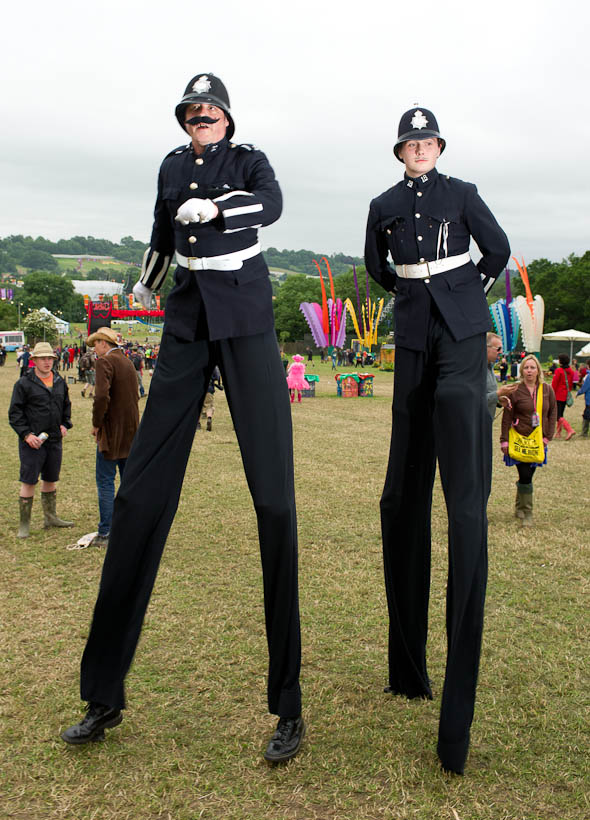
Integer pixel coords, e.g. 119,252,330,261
165,144,191,158
228,142,259,152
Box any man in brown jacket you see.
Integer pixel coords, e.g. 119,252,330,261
87,328,139,548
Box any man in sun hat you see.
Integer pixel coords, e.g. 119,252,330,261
365,106,510,774
85,326,139,549
8,341,73,538
61,74,304,763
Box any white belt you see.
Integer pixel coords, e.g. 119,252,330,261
395,252,471,279
176,242,261,271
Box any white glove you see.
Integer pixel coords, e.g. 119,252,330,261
175,198,218,225
133,281,152,309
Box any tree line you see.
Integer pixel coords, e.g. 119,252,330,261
0,235,147,271
1,235,588,342
264,248,363,277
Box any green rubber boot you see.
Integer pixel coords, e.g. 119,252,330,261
514,482,525,520
18,496,33,538
41,491,73,528
516,483,533,527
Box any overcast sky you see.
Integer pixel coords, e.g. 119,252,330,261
1,0,588,263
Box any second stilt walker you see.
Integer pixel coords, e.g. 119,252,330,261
365,107,510,774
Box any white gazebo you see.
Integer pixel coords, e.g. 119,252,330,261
542,329,590,361
39,307,70,335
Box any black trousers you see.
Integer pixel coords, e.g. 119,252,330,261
80,330,301,718
380,309,491,773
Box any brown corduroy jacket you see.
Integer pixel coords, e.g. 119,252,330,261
92,348,139,459
500,382,557,443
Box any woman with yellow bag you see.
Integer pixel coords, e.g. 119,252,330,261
500,355,557,526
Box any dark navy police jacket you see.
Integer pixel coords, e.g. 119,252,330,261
140,137,282,342
365,169,510,351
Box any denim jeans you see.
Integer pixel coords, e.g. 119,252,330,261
96,449,126,536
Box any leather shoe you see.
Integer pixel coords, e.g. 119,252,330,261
264,715,305,763
61,703,122,744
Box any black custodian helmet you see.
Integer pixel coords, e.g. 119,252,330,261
393,107,445,161
175,73,235,140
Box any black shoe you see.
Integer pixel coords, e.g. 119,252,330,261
264,716,305,763
61,703,122,745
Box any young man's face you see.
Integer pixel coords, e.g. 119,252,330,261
398,137,441,177
33,356,54,377
184,103,229,154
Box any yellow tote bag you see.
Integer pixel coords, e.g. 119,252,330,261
508,385,544,463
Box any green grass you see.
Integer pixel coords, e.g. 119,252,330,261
1,357,588,819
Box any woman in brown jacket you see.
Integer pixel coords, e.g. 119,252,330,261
500,354,557,526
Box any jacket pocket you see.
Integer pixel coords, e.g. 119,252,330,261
232,261,268,286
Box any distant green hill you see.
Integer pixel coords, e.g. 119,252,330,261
0,235,363,279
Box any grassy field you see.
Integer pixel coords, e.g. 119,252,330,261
55,258,134,277
1,356,588,820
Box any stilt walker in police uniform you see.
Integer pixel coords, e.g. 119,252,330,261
365,108,510,774
61,73,305,762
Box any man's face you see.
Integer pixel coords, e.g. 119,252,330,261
487,338,502,364
184,103,228,154
33,356,54,377
94,340,110,357
398,137,441,177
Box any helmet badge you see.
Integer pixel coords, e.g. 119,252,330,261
192,75,212,93
410,110,428,130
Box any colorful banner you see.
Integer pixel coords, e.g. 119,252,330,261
87,301,112,336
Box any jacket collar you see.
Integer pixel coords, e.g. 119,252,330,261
404,167,438,191
27,368,61,389
190,137,228,160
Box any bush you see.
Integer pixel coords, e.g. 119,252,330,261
22,309,58,346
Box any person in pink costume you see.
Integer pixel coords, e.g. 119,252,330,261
286,354,306,403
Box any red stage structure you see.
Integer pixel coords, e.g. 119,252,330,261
85,295,164,336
